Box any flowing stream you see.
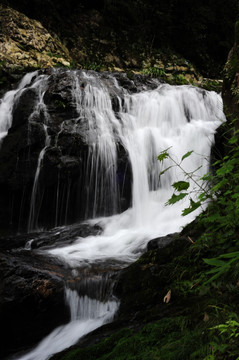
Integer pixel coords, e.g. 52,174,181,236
3,71,225,360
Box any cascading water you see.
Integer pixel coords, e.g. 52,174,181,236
0,71,38,145
72,72,120,218
48,82,225,266
16,287,118,360
27,77,51,232
2,70,226,360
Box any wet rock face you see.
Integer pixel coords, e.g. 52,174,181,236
0,249,70,359
0,69,159,234
114,234,191,318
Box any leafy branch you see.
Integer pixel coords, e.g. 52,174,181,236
158,129,239,284
158,148,212,216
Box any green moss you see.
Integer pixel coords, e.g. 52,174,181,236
55,317,216,360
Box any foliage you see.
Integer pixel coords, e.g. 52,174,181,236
158,126,239,284
142,66,166,78
172,73,189,85
158,148,208,216
80,61,103,71
206,315,239,359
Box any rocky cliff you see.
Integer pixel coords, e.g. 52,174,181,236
0,4,71,94
0,1,233,96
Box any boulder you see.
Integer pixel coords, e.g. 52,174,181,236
0,249,70,358
114,234,191,317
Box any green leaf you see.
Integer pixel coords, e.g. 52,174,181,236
198,192,209,201
206,267,225,274
181,150,193,162
219,251,239,259
166,192,187,205
158,152,169,162
172,181,190,191
181,198,201,216
159,166,173,176
229,136,238,144
203,269,225,284
200,173,211,181
203,258,227,267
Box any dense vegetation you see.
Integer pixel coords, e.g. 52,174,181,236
1,0,238,77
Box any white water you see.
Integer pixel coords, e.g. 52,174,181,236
27,76,51,232
11,73,226,360
0,71,38,145
72,72,119,217
16,289,118,360
49,82,225,266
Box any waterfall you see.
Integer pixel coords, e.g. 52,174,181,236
72,72,119,218
48,82,225,265
1,70,226,359
27,75,51,232
0,71,38,145
16,287,118,360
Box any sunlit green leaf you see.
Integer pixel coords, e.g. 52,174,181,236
182,199,201,216
159,166,173,176
181,150,193,162
166,192,187,205
172,181,190,191
158,152,169,162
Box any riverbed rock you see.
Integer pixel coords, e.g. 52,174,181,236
114,234,191,317
0,222,103,251
0,248,70,358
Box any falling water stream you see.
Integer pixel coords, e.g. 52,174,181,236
0,71,38,145
1,71,226,360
